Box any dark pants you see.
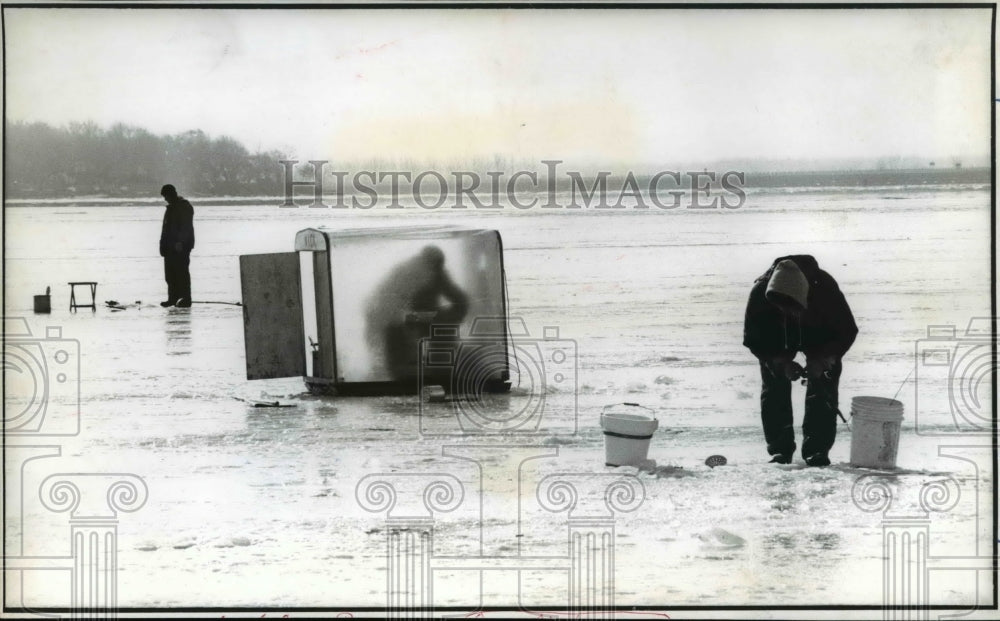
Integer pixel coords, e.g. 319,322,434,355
163,252,191,303
384,320,462,385
759,358,842,459
384,305,467,383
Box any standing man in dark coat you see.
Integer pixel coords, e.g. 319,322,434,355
743,255,857,466
159,184,195,308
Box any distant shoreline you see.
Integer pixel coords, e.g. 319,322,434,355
4,166,989,205
737,166,988,189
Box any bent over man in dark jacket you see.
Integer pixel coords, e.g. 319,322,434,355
159,184,195,307
743,255,857,467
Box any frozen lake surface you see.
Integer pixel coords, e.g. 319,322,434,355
3,184,994,612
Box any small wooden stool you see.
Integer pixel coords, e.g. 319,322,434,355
68,282,98,312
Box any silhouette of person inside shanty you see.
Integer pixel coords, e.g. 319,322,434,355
365,245,469,383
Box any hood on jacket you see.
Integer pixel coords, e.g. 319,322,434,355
771,254,820,280
766,258,810,311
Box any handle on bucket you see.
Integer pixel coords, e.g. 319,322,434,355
602,402,657,419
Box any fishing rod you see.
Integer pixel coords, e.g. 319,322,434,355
890,367,915,402
792,364,913,430
793,368,849,425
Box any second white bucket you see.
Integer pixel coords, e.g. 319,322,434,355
600,403,659,467
849,396,904,469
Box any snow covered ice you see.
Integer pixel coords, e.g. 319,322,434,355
3,183,993,610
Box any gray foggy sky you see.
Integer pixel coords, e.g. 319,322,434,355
4,7,992,166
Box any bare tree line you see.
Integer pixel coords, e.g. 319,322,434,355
6,121,289,198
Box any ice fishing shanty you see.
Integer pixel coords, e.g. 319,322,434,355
240,226,511,396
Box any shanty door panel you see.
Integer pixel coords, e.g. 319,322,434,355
240,252,306,380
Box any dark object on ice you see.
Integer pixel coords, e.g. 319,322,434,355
159,184,195,307
105,300,127,311
743,255,857,464
252,401,295,408
705,454,728,468
34,287,51,313
190,300,243,306
805,453,831,467
422,385,447,403
68,281,98,312
232,396,296,408
641,463,695,479
769,454,792,464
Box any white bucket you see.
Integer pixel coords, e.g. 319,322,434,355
600,403,659,467
849,396,904,469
